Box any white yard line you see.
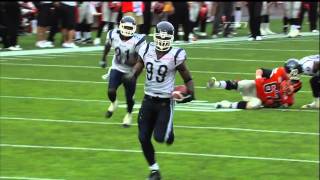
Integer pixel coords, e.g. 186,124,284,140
0,77,312,93
0,177,64,180
1,116,318,136
0,32,318,57
0,143,318,164
0,95,317,113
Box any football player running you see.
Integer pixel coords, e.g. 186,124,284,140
125,21,194,180
207,59,302,109
99,16,146,127
298,54,319,109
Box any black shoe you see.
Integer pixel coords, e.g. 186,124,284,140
82,38,93,44
105,111,113,118
148,170,161,180
166,133,174,145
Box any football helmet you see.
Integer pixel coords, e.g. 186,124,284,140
154,21,174,51
284,58,303,80
119,16,136,37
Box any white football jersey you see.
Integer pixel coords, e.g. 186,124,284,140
299,54,319,76
138,43,187,98
106,29,146,73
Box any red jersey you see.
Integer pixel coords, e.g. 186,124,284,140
255,67,293,107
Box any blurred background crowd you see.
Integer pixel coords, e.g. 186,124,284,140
0,1,319,50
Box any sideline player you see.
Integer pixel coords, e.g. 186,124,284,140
99,16,146,127
298,54,319,109
126,21,194,180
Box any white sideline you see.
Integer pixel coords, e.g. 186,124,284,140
184,46,318,52
0,177,64,180
1,116,318,136
0,95,318,113
0,144,318,164
0,32,318,57
0,57,286,63
0,76,312,93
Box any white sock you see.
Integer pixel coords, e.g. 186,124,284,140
84,32,91,39
235,10,242,24
31,20,37,34
215,81,226,89
231,102,238,109
75,31,81,40
149,163,159,171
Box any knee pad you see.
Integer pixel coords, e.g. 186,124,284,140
247,98,262,109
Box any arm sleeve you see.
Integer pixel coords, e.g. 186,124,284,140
135,35,147,53
175,49,187,67
138,43,147,61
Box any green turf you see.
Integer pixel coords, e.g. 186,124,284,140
0,20,319,180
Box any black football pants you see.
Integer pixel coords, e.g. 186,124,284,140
138,95,175,166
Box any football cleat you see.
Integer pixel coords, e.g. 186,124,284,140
105,100,118,118
207,77,216,89
122,113,132,127
148,170,161,180
93,38,101,45
301,101,319,109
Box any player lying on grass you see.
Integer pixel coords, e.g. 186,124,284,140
297,54,319,109
99,16,146,127
207,59,302,109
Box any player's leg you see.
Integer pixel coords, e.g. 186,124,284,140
207,77,238,90
212,80,258,109
153,99,175,145
137,97,160,179
105,69,123,118
302,75,320,108
122,77,137,127
288,1,302,37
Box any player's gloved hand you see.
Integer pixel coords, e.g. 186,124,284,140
99,60,106,68
101,68,111,80
176,92,195,104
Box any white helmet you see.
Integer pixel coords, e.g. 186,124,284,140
119,16,136,37
154,21,174,51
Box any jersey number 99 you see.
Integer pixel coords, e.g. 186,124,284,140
146,62,168,83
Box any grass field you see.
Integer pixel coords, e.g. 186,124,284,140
1,24,319,179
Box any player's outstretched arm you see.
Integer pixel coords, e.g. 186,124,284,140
177,62,195,103
100,43,111,68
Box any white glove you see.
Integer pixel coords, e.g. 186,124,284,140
101,68,111,80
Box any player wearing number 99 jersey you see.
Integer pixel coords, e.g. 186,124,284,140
99,16,146,127
126,21,194,180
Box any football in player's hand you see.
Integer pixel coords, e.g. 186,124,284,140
172,85,188,100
